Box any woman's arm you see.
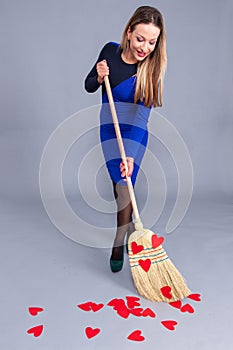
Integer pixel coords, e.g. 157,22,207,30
84,44,110,93
84,65,102,93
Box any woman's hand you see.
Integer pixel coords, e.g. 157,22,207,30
96,59,109,84
120,157,134,179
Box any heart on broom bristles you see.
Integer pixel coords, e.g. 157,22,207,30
151,234,164,249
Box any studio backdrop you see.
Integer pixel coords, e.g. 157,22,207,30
0,0,232,224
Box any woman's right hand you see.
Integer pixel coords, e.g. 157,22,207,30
120,157,134,179
96,60,109,84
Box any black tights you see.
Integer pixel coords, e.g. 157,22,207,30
110,181,135,260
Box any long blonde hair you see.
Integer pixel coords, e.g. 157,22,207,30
120,6,167,108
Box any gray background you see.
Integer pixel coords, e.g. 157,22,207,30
0,0,232,349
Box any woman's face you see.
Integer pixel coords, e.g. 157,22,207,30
126,23,160,63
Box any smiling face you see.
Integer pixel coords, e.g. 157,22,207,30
124,23,161,63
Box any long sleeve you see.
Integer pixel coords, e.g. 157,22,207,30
84,44,107,93
84,65,101,93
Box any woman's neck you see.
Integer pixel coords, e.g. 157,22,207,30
121,50,138,64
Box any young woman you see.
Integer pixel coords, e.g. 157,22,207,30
84,6,167,272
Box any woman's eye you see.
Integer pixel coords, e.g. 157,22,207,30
136,37,143,42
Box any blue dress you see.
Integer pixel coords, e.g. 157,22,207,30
85,42,151,186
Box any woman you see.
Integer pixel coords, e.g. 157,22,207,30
84,6,167,272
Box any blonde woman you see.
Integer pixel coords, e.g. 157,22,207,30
85,6,167,272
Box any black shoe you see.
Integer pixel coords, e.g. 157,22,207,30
110,256,124,272
110,245,124,273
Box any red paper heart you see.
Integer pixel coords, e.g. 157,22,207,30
117,307,130,319
130,308,143,317
107,299,130,319
126,296,141,309
78,302,104,312
85,327,100,339
78,302,93,311
139,259,151,272
180,303,194,314
127,330,145,342
160,286,172,299
28,307,44,316
27,325,44,337
107,298,122,307
152,234,164,249
141,308,156,318
90,303,104,312
187,293,201,302
169,300,182,309
161,320,177,331
131,242,144,254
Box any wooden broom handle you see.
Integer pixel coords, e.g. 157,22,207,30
104,76,143,230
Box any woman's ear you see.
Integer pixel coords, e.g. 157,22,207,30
126,26,131,40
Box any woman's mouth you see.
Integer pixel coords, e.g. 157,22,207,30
136,50,147,58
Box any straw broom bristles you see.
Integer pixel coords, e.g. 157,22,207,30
128,228,191,302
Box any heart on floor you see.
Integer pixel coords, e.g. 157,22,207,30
187,293,201,302
85,327,101,339
91,303,104,312
127,330,145,342
78,302,104,312
107,299,130,319
141,308,156,318
161,320,177,331
180,303,194,314
169,300,182,309
126,296,141,309
28,307,44,316
107,298,122,307
129,308,143,317
27,325,44,337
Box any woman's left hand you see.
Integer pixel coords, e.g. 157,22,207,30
120,157,134,179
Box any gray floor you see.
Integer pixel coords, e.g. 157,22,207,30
1,193,232,350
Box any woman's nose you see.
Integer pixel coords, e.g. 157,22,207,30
141,42,149,52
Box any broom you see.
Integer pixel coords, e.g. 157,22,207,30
104,76,191,302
